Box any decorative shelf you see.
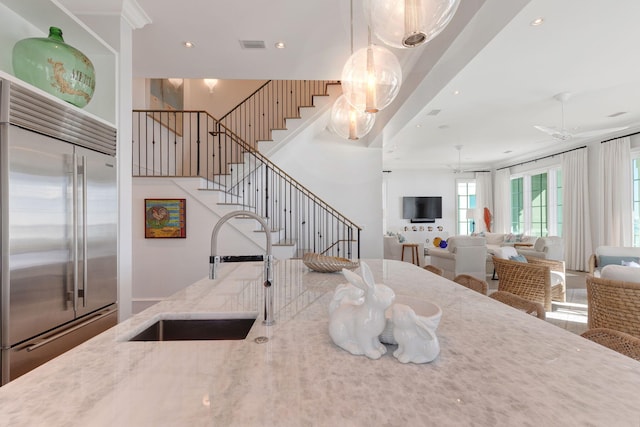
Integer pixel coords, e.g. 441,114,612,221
0,0,116,125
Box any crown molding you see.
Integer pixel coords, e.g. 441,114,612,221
122,0,151,29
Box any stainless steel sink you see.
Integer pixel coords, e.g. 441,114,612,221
128,318,256,341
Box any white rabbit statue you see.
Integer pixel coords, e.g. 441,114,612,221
329,283,364,314
392,303,440,364
328,262,395,359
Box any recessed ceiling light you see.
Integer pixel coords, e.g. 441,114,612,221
608,111,627,117
453,90,460,95
416,124,422,128
530,17,544,26
275,42,286,49
183,41,194,48
504,150,512,154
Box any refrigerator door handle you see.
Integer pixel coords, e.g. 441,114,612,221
72,153,79,313
81,155,88,308
24,307,117,352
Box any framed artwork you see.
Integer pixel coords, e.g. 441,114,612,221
145,199,186,238
148,78,184,136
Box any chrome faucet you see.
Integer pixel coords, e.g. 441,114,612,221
210,210,274,326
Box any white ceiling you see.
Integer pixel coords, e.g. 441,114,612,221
61,0,640,171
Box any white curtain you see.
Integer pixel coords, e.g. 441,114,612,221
562,148,592,271
493,168,511,233
598,136,633,246
600,136,632,246
474,172,493,232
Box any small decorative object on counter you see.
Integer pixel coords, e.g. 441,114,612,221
379,294,442,345
12,27,95,108
391,303,440,364
439,239,448,249
328,262,395,359
433,237,442,247
302,252,359,273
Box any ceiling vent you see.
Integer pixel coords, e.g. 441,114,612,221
239,40,266,49
427,109,441,116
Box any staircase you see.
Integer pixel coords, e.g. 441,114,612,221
132,80,360,260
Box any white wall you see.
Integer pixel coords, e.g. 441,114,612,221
131,178,266,312
384,169,466,237
131,78,266,119
270,115,383,259
185,79,267,119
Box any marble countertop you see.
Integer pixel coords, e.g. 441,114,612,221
0,259,639,426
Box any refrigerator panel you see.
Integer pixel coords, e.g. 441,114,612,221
7,125,75,345
1,78,118,386
7,306,116,383
76,147,117,317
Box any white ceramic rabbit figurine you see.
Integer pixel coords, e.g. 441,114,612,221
328,262,395,359
329,283,364,314
392,303,440,364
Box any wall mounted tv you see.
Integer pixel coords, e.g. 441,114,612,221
402,196,442,223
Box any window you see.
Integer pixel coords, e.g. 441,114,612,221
456,180,476,235
530,173,548,237
511,177,524,233
510,168,561,237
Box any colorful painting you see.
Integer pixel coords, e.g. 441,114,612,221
145,199,186,238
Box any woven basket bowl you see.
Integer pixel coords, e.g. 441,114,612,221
302,253,359,273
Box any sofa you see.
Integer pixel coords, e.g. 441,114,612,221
482,232,537,277
428,236,487,281
383,235,425,267
515,236,564,261
589,246,640,277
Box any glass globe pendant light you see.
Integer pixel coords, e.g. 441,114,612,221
341,31,402,113
330,94,376,140
363,0,460,49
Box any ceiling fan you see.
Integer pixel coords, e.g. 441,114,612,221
533,92,629,141
450,145,471,173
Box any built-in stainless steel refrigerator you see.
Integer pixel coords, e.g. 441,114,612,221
0,78,118,385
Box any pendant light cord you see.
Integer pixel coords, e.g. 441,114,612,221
350,0,354,55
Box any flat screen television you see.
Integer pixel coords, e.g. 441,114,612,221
402,196,442,223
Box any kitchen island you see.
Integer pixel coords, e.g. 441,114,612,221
0,259,639,426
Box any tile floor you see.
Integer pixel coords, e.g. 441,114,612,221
488,270,589,335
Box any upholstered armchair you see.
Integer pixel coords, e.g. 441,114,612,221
586,265,640,337
516,236,564,261
428,236,487,281
588,246,640,276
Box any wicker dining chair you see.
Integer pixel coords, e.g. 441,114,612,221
581,328,640,361
489,290,546,319
586,274,640,337
492,256,565,311
423,264,444,276
525,256,566,303
453,274,488,295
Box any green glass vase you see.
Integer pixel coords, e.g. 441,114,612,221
12,27,95,108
